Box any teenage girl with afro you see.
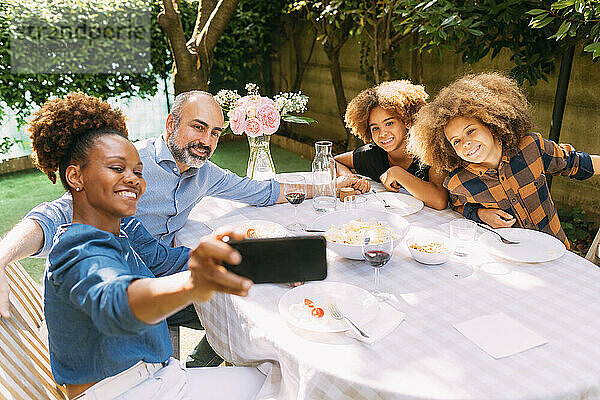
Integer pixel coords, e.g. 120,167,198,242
335,80,449,210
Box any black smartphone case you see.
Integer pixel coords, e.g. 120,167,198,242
224,236,327,284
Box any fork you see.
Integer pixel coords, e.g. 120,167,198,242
327,303,369,338
370,189,392,209
476,222,520,245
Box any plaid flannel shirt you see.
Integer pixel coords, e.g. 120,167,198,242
444,133,594,248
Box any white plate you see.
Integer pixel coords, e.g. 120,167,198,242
371,192,424,216
480,228,566,263
278,282,378,333
232,219,288,238
311,209,410,259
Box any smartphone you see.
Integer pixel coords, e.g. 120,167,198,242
223,236,327,284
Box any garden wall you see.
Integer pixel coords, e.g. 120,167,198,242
271,22,600,223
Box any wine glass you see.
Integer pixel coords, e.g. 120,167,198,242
362,228,393,295
284,175,307,231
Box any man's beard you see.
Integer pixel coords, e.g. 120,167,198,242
168,134,212,168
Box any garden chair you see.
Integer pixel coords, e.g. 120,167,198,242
1,262,264,399
585,227,600,266
0,261,68,400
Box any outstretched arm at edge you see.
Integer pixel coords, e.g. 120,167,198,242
0,219,45,318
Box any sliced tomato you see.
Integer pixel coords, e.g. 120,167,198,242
311,307,324,318
304,298,314,308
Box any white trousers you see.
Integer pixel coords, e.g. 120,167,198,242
76,358,266,400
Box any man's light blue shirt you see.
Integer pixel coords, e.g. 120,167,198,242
27,136,280,256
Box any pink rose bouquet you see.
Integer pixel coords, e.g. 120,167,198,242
229,96,281,137
215,83,316,137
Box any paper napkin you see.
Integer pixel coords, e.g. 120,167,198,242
453,313,548,359
345,299,405,345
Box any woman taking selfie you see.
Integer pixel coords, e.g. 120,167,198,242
31,93,263,399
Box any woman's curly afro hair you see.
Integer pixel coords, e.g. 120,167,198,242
345,80,429,143
28,92,128,191
407,72,532,173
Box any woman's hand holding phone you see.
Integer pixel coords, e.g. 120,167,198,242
187,230,253,302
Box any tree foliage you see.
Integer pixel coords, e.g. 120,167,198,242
457,0,561,85
311,1,561,86
345,0,480,83
285,1,361,148
0,0,174,125
528,0,600,59
0,0,287,124
0,136,22,155
210,0,287,94
379,0,562,86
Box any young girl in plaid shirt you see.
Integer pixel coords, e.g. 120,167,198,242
408,72,600,248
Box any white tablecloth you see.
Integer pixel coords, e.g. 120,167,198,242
175,177,600,400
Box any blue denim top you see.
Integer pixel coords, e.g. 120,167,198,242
44,217,189,385
27,136,280,256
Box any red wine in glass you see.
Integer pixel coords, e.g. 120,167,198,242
284,175,307,231
361,229,393,294
285,192,306,205
364,250,391,268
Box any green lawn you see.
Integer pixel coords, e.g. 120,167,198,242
0,139,312,282
212,138,312,176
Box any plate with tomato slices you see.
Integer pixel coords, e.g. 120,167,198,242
278,282,378,333
237,220,288,239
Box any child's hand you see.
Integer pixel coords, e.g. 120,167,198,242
335,176,370,195
559,143,575,154
380,166,404,192
477,208,516,228
350,175,371,193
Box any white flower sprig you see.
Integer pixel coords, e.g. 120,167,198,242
274,92,309,115
214,89,241,113
245,83,261,96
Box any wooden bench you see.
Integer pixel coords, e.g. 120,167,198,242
0,262,265,399
586,228,600,266
0,261,67,400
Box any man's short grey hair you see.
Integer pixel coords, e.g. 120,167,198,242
170,90,214,132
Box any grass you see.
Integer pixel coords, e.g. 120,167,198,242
212,138,312,175
0,139,312,283
0,169,66,283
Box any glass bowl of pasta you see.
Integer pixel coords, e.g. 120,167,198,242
311,209,409,259
405,234,451,265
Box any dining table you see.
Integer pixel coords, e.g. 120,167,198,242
174,173,600,400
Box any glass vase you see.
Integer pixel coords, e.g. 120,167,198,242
247,134,276,181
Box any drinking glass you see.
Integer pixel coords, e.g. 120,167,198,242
361,228,393,294
284,175,308,231
450,219,477,256
343,195,367,211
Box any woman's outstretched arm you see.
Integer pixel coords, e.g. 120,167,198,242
127,231,251,325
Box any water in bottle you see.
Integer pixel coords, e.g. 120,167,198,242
312,141,336,213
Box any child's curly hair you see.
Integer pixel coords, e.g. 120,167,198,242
28,92,128,191
345,80,429,143
407,72,532,173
